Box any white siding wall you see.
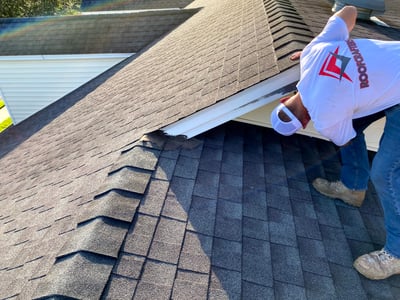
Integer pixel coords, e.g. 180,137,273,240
0,54,131,124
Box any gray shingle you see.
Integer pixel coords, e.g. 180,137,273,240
78,191,141,224
162,176,195,221
103,275,137,300
298,237,331,277
266,185,292,213
109,146,160,174
212,238,241,271
242,237,273,287
294,215,322,240
199,146,223,173
360,213,386,245
82,0,194,11
321,228,355,267
271,243,304,286
97,168,152,196
33,252,114,299
154,157,177,181
243,216,269,241
123,214,158,256
268,208,297,247
242,281,274,300
304,272,337,300
243,161,266,190
134,281,172,300
172,270,209,300
140,260,177,286
113,253,145,279
193,170,220,200
2,1,400,298
215,199,242,241
178,231,212,274
221,151,243,176
218,173,243,202
174,155,200,179
209,267,241,300
274,281,307,300
243,191,268,221
314,196,342,228
138,179,170,216
58,218,128,259
148,217,186,264
186,196,217,236
292,200,317,219
360,276,398,300
329,263,367,299
133,261,177,299
0,10,198,55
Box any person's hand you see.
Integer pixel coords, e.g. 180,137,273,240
290,51,302,61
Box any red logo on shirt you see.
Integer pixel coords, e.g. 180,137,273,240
319,47,353,82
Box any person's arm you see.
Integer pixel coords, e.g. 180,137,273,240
290,51,302,61
334,5,357,33
289,6,357,62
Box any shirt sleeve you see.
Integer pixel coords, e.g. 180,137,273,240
317,119,356,146
311,15,349,44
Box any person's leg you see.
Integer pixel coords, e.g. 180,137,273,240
354,104,400,279
313,111,385,206
340,111,385,190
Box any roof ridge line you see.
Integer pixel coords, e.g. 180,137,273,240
263,0,314,69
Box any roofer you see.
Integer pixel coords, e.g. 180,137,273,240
271,5,400,280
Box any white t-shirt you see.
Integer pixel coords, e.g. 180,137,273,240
297,15,400,146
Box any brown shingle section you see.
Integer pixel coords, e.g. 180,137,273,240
2,0,399,298
263,0,314,70
82,0,194,11
291,0,400,40
0,9,197,55
0,0,281,297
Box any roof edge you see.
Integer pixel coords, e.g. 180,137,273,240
162,65,300,138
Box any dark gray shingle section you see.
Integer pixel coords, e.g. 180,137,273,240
102,122,398,299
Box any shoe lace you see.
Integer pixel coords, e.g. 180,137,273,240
331,181,344,192
377,249,394,262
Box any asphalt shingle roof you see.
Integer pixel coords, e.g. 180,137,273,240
81,0,194,11
103,123,400,299
0,9,196,55
1,0,400,298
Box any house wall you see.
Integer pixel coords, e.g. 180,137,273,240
236,101,384,152
0,54,131,124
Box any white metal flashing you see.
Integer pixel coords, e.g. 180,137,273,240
162,65,300,138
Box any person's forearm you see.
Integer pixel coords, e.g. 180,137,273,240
334,5,357,33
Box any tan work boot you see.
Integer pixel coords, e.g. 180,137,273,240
312,178,365,207
354,249,400,280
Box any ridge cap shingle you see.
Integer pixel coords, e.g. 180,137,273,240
32,133,167,298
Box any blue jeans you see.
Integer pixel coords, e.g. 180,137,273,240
370,104,400,258
340,111,385,190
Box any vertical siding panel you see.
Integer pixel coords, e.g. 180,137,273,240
0,54,130,124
